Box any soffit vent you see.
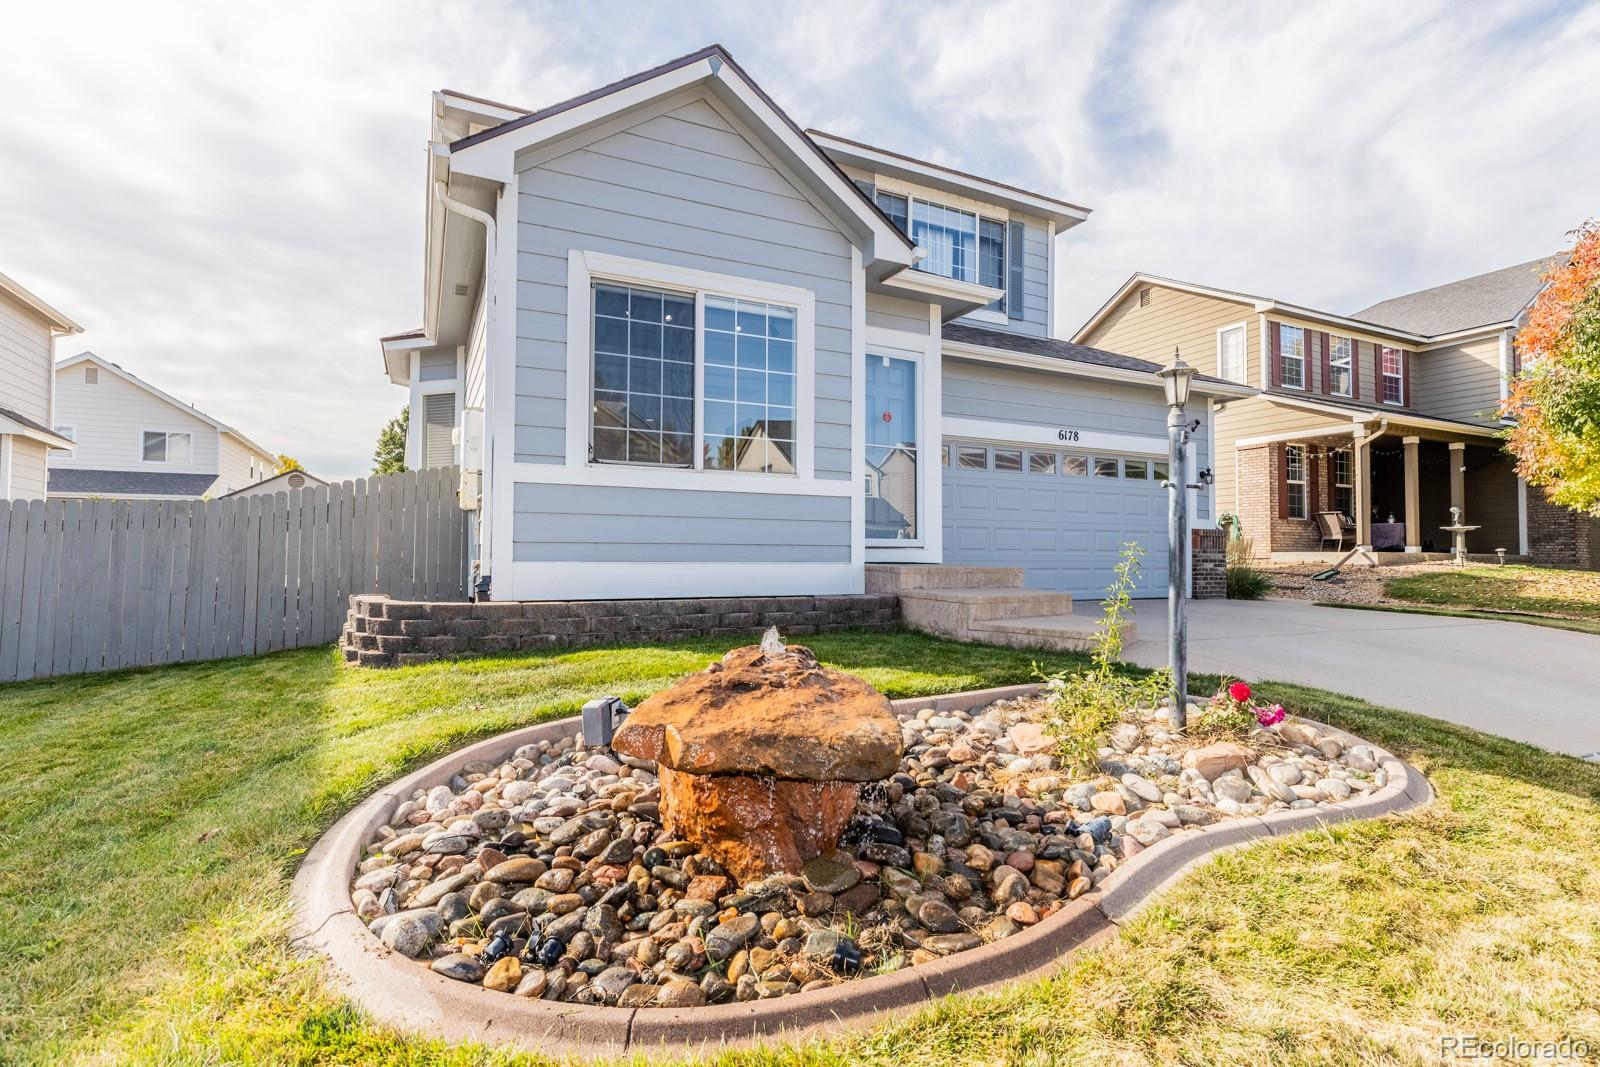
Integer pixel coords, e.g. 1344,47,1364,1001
453,283,470,297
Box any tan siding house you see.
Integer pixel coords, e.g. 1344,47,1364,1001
1075,260,1598,568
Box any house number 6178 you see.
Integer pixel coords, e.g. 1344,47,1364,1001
1057,429,1080,442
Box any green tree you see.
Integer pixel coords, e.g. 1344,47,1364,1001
373,406,409,476
274,454,303,474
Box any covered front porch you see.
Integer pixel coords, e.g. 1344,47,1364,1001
1245,415,1524,562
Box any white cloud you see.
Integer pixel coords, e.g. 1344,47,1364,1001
3,1,1595,478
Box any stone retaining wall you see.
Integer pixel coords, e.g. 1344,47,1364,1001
340,593,900,667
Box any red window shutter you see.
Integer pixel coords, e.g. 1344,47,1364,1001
1269,322,1282,388
1320,332,1332,394
1401,350,1411,406
1351,339,1361,399
1278,444,1290,520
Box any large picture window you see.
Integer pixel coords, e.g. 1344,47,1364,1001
591,283,695,466
703,296,796,474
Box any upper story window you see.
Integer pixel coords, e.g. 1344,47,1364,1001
142,430,192,464
874,191,908,234
1217,323,1247,383
1328,336,1353,396
875,190,1006,297
1285,444,1308,519
1380,347,1405,405
1278,325,1306,389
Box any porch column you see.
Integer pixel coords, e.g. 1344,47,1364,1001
1449,441,1466,523
1403,436,1421,552
1353,427,1372,548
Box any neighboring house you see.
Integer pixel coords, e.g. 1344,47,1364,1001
1075,258,1599,567
378,45,1250,602
219,467,328,499
49,352,279,500
0,269,80,501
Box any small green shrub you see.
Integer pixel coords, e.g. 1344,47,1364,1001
1035,543,1171,773
1225,536,1271,600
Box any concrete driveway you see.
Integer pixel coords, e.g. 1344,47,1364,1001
1120,598,1600,758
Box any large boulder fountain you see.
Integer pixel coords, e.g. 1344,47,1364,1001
611,631,902,880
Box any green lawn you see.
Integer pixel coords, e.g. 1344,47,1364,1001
2,631,1597,1065
1385,563,1600,625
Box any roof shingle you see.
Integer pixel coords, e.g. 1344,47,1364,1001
1353,256,1564,336
48,469,219,497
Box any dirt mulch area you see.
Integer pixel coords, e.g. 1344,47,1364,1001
1260,561,1466,608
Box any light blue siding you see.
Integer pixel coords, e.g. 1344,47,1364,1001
511,483,850,563
866,293,930,336
512,96,855,482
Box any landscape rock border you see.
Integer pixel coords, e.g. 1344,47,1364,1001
290,683,1433,1059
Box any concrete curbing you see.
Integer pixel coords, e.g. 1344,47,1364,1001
289,693,1432,1058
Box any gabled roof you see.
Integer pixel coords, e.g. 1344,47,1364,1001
942,322,1252,397
55,352,277,460
1352,256,1564,336
218,467,328,497
1072,273,1430,346
48,468,221,498
0,269,81,333
445,45,914,260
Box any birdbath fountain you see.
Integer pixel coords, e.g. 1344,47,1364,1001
611,628,904,881
1440,506,1480,567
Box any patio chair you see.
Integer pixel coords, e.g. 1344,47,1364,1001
1317,511,1354,551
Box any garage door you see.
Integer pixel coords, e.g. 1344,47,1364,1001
942,441,1169,598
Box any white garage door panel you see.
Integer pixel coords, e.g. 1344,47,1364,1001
942,442,1168,598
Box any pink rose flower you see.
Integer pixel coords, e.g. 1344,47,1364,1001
1255,704,1286,727
1228,681,1252,703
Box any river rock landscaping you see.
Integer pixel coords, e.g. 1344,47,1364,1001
351,677,1391,1009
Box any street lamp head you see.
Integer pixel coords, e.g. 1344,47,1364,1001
1158,349,1196,410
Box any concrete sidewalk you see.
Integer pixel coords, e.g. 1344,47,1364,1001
1118,598,1600,758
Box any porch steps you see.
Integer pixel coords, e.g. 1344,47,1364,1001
866,564,1121,653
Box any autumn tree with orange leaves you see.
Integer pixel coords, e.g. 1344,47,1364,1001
1501,220,1600,514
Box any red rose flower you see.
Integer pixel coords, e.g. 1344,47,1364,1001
1228,681,1252,703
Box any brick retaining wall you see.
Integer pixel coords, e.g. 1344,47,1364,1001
1527,485,1597,569
340,593,900,667
1191,528,1227,599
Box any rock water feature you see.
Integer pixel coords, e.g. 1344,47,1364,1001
609,629,902,880
351,634,1393,1008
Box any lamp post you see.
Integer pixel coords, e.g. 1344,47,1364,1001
1157,351,1196,730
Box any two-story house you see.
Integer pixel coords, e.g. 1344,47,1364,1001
49,352,279,500
0,269,80,501
378,45,1250,604
1075,259,1599,568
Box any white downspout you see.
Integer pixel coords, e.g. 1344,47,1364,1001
434,181,496,592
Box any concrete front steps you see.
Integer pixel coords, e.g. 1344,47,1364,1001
866,564,1120,652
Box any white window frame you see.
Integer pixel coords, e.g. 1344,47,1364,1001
563,250,818,490
1285,444,1308,519
864,348,926,546
1380,346,1405,405
1332,448,1354,517
874,183,1008,310
1328,336,1353,397
1279,325,1306,390
1216,321,1248,384
141,429,193,465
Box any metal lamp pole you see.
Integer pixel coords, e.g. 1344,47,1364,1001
1157,353,1196,730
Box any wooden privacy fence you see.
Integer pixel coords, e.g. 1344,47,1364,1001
0,465,466,683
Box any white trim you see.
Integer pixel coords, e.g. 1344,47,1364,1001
563,249,817,483
1257,313,1270,390
1327,334,1354,398
863,315,940,561
849,248,867,585
942,416,1166,457
1215,320,1248,384
1497,328,1513,405
1233,424,1359,448
1419,320,1519,348
1378,344,1405,406
488,182,519,595
1277,323,1308,390
500,561,858,601
0,269,81,333
1517,476,1529,555
510,461,852,497
1446,441,1466,451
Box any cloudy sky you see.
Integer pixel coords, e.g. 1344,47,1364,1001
5,0,1597,478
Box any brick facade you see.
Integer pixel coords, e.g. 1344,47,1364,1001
1236,444,1326,555
1191,527,1226,599
340,593,901,668
1527,485,1597,569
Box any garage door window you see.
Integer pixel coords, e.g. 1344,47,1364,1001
1093,457,1119,478
1062,454,1088,477
1153,459,1169,482
866,355,919,540
1028,451,1056,474
1124,459,1149,480
993,448,1023,472
957,446,988,470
